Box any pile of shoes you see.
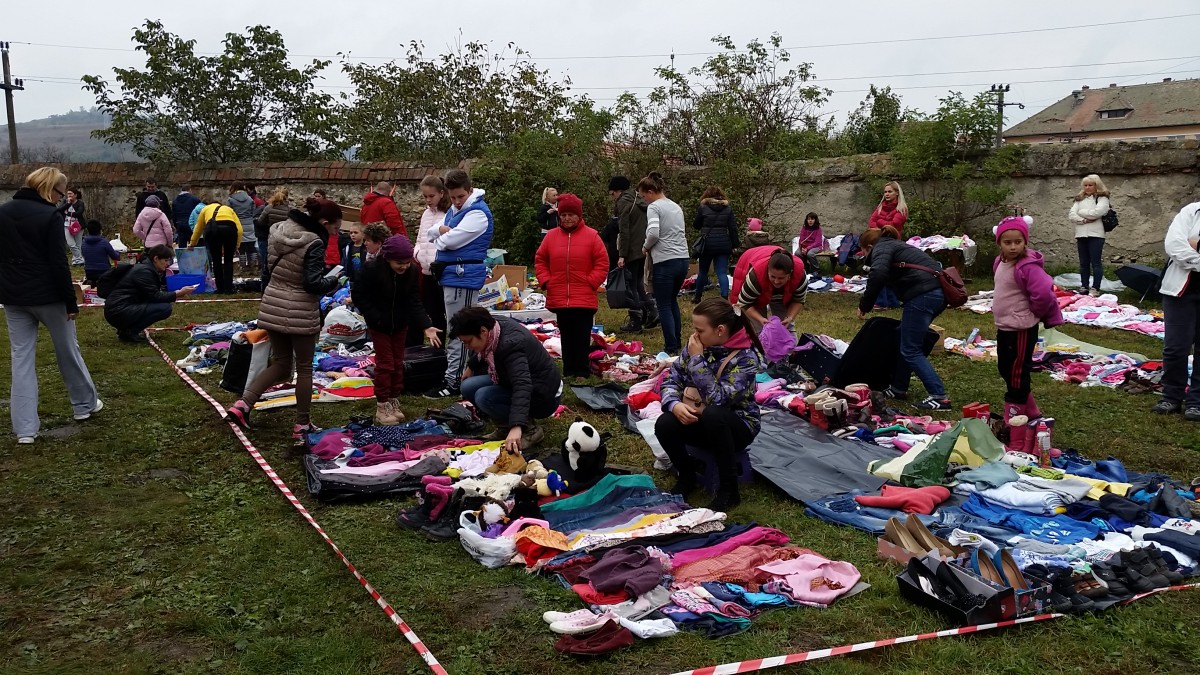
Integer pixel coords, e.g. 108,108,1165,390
804,384,872,435
904,557,988,612
883,515,967,561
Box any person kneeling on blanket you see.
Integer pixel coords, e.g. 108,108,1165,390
451,306,563,453
656,297,763,511
103,244,196,343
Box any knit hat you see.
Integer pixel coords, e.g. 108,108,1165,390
994,215,1033,243
381,235,414,262
145,195,161,208
748,217,763,232
607,176,630,191
556,193,583,218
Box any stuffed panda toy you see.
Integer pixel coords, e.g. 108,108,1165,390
561,417,611,488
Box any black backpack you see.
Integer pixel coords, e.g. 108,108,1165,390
96,262,135,299
1102,207,1119,232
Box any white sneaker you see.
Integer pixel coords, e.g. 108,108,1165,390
542,609,597,624
17,436,36,444
74,399,104,421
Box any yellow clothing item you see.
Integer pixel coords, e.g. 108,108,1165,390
566,513,676,548
189,203,244,246
1067,474,1132,500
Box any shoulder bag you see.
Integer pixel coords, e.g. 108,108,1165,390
681,349,741,414
892,261,968,308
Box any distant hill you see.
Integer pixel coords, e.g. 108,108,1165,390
1,108,141,162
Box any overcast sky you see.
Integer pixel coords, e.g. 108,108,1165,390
6,0,1200,130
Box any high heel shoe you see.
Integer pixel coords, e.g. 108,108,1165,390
904,514,966,559
905,557,951,601
992,548,1029,590
885,517,926,557
935,560,986,611
970,548,1008,587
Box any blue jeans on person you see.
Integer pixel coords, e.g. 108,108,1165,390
693,253,729,299
1076,236,1104,291
460,374,560,429
257,239,269,289
652,257,689,354
876,286,901,308
894,287,947,399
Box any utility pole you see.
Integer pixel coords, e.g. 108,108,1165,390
989,84,1024,148
1,42,25,164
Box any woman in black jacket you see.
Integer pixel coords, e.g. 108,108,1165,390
858,226,950,410
451,306,563,452
0,167,102,443
352,235,440,425
104,245,197,342
691,186,739,302
536,187,559,240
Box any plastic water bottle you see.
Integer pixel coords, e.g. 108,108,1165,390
1035,421,1051,466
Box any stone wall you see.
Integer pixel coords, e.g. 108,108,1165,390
765,140,1200,266
3,140,1199,265
0,161,453,241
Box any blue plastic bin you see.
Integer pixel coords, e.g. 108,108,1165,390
166,273,213,294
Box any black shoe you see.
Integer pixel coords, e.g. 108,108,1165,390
707,488,741,513
395,493,436,530
642,312,660,330
118,330,147,344
669,478,697,496
1151,399,1181,414
1113,563,1156,594
421,488,465,541
916,396,951,411
1185,407,1200,422
935,561,985,611
619,320,643,333
1143,546,1184,585
423,386,460,400
1046,566,1096,613
882,386,909,401
1091,562,1129,596
1122,550,1171,588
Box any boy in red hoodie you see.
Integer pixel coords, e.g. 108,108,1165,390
992,216,1063,452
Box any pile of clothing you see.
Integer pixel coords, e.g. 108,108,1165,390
964,290,1165,340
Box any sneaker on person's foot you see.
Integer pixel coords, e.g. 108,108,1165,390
424,386,459,400
17,435,36,445
1151,399,1182,415
1184,407,1200,422
882,386,909,401
916,396,952,411
226,401,252,430
74,399,104,421
1088,288,1101,298
292,422,322,444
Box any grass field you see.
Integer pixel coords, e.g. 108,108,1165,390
1,284,1198,675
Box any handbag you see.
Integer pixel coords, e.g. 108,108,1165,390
892,261,968,309
604,267,638,309
681,349,740,414
67,217,83,236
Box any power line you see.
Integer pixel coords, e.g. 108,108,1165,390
9,12,1199,62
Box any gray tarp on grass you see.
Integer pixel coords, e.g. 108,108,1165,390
748,411,892,503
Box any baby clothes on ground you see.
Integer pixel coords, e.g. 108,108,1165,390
757,554,861,606
617,616,677,639
580,546,664,597
553,620,634,655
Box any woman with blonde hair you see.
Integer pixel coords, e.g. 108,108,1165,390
0,167,103,444
1067,174,1112,297
536,187,559,240
254,188,293,288
869,181,909,308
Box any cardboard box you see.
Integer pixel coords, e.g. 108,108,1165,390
961,402,990,420
929,323,946,351
486,265,527,293
896,553,1015,626
74,282,85,307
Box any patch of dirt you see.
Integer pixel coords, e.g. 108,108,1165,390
451,587,527,629
41,424,82,439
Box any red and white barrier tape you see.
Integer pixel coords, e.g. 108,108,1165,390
144,330,446,674
80,297,261,307
668,613,1063,675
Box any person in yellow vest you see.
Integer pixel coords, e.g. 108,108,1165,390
188,202,243,294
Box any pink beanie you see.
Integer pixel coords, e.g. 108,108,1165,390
995,215,1033,244
748,218,763,232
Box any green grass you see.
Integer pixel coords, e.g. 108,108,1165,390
1,288,1198,674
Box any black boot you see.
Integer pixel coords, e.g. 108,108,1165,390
707,485,741,512
667,450,697,496
421,488,465,541
396,490,437,530
641,304,660,330
620,310,643,333
707,451,742,512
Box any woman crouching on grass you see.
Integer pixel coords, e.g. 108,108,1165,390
656,297,763,511
353,235,442,425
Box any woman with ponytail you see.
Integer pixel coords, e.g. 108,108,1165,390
225,197,342,444
656,297,764,511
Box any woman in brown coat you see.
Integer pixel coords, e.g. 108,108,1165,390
226,198,341,442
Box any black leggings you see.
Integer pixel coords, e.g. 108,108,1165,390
206,222,239,294
655,404,754,491
996,325,1038,404
407,273,446,348
554,307,596,378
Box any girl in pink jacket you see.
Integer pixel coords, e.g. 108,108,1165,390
992,216,1063,452
133,195,175,249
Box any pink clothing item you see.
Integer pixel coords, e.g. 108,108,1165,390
798,225,825,253
311,431,354,459
724,329,753,350
415,207,446,274
994,216,1029,244
992,250,1063,331
758,554,861,606
668,527,791,569
133,205,175,248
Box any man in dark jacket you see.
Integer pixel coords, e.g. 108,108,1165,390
451,307,562,451
171,183,202,247
610,176,658,332
135,178,170,217
104,245,196,342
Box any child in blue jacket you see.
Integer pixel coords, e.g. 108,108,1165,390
81,220,119,285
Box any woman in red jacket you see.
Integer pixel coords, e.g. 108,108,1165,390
535,193,609,379
869,181,908,238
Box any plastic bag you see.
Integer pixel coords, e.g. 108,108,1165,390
458,525,517,568
111,234,129,254
176,248,209,276
759,316,798,363
605,268,638,309
320,306,367,344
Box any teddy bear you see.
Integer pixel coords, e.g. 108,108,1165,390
455,473,523,502
561,417,611,486
534,470,569,498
